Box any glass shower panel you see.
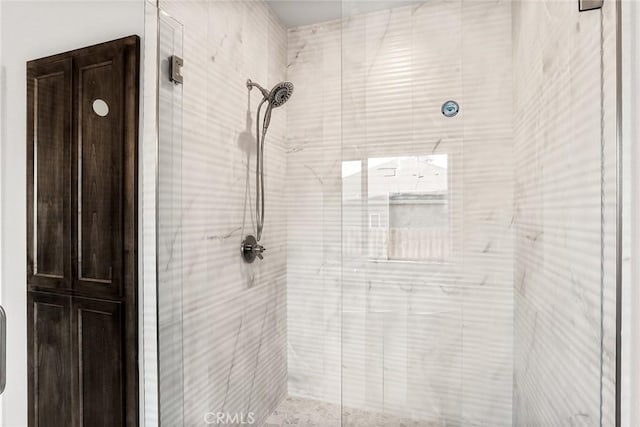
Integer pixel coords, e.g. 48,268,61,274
157,10,185,427
339,0,618,425
340,0,465,424
511,1,616,424
157,1,293,425
152,0,618,425
285,9,343,423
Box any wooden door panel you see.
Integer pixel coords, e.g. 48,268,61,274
27,59,72,290
73,48,124,298
26,35,139,427
73,298,124,427
27,292,72,427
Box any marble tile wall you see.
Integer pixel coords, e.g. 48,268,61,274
154,0,618,424
157,1,289,425
286,1,514,425
512,0,617,425
285,17,343,409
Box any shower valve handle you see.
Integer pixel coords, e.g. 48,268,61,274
241,235,265,263
253,243,265,260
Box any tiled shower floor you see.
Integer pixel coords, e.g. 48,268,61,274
263,396,444,427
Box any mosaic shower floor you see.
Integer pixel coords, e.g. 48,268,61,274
263,396,444,427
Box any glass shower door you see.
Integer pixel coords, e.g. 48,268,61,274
340,0,618,425
340,1,468,424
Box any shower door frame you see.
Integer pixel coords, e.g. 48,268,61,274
144,0,628,425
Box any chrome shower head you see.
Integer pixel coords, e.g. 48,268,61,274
268,81,294,108
247,78,294,132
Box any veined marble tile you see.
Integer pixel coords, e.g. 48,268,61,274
285,19,344,405
158,1,289,426
286,0,514,425
513,0,617,425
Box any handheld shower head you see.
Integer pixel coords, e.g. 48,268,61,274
244,78,295,252
260,81,294,130
247,79,294,109
268,81,294,108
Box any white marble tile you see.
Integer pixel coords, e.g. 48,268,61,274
286,1,514,425
285,20,344,405
157,1,288,425
513,0,617,425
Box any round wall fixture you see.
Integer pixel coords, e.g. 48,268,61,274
441,100,459,117
92,99,109,117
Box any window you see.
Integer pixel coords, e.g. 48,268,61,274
342,154,451,262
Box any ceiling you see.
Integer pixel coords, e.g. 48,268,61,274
266,0,420,28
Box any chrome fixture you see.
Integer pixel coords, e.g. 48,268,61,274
241,235,265,263
578,0,603,11
441,100,459,117
242,79,294,262
169,55,183,84
0,305,5,395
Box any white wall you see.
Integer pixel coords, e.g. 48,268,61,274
0,2,144,425
622,0,640,425
141,2,159,425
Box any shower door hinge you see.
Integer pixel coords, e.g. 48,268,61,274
169,55,183,84
579,0,603,11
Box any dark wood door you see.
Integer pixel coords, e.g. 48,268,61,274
27,292,73,427
72,297,124,427
26,36,139,427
